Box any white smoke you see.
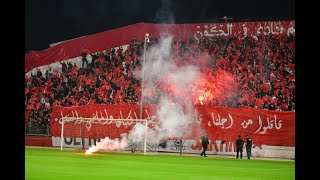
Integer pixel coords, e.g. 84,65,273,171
86,31,204,154
85,136,128,154
146,98,195,145
133,34,203,147
128,122,146,142
153,0,175,24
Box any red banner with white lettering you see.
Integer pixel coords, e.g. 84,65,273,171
51,104,295,147
26,21,295,72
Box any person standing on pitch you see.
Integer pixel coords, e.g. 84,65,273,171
200,135,209,157
236,135,244,159
245,134,253,159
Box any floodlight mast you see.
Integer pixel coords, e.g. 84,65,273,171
139,33,149,120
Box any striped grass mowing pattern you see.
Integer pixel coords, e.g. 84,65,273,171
25,147,294,180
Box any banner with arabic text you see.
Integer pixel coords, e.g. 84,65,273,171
26,20,295,72
51,104,295,148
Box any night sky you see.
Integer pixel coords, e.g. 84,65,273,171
25,0,295,52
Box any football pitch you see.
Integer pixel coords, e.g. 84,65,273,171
25,147,294,180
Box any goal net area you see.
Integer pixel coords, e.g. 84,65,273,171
60,117,148,154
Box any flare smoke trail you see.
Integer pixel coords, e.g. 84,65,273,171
140,33,203,144
86,1,206,154
86,34,204,154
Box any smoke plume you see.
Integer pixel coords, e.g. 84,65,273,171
86,32,206,154
86,2,209,154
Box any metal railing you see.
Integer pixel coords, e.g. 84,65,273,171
25,122,50,136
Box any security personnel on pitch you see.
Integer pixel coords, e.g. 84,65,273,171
245,134,253,159
200,135,209,157
236,135,244,159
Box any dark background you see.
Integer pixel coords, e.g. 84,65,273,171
25,0,295,52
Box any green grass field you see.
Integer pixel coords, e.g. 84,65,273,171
25,147,294,180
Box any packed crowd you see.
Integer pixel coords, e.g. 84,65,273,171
25,34,295,125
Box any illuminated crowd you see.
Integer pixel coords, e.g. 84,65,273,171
25,34,295,125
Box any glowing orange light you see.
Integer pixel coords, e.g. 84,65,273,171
85,146,98,155
85,151,92,155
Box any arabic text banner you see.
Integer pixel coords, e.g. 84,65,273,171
26,21,295,72
50,104,295,147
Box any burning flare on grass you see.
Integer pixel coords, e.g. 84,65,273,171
85,146,98,155
84,135,129,155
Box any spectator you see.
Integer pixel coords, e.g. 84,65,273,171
25,34,295,126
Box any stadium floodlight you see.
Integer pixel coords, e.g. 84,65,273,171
139,33,149,120
220,16,233,23
59,117,148,155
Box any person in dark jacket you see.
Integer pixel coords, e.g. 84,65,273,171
200,135,209,157
245,134,253,159
236,135,244,159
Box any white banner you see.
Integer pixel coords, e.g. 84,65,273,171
51,136,293,158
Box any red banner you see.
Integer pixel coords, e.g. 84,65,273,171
26,20,295,72
51,104,295,147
